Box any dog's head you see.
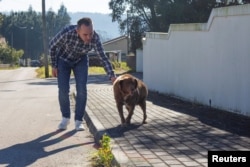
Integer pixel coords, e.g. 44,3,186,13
118,76,138,97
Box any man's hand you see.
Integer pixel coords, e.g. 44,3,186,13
52,68,58,77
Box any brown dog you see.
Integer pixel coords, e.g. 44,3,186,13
113,74,148,126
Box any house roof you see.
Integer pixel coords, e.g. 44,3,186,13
102,35,127,45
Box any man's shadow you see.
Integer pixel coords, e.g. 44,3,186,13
0,130,94,167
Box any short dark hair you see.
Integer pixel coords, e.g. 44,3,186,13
77,17,93,28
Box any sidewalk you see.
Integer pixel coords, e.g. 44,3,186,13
83,73,250,167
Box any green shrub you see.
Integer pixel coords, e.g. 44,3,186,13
92,134,114,167
112,61,132,73
35,66,52,78
0,43,24,65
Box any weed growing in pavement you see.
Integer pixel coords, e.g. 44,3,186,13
91,134,115,167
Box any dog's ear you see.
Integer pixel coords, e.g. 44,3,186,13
133,78,138,88
119,80,124,90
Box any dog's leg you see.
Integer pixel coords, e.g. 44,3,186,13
139,101,147,124
117,102,126,126
125,105,135,125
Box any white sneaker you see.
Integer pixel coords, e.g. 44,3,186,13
58,117,70,130
75,120,84,131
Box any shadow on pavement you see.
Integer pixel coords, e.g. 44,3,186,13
107,124,142,138
27,78,58,86
0,79,38,84
0,130,94,167
147,91,250,137
26,75,112,86
142,122,243,154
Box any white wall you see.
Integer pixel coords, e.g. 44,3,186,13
143,4,250,116
136,49,143,72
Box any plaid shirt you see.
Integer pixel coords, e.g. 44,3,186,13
49,25,115,78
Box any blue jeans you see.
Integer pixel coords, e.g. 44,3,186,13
57,56,88,121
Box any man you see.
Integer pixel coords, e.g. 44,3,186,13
49,17,116,131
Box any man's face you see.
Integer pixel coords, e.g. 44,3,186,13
76,24,93,44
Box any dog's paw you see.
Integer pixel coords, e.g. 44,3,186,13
121,123,127,127
142,121,147,124
125,119,131,125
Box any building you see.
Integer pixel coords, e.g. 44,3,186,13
102,35,129,62
0,37,7,46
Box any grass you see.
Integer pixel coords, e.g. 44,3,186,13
35,66,53,78
36,62,132,78
88,66,106,74
0,65,19,70
88,62,132,75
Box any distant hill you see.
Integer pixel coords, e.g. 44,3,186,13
69,12,121,40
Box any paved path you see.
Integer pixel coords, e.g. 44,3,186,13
84,73,250,167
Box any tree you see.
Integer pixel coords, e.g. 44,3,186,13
129,16,145,51
243,0,250,3
0,5,70,62
51,4,71,35
46,10,57,40
109,0,160,53
0,43,24,65
0,13,3,31
0,10,43,60
220,0,250,5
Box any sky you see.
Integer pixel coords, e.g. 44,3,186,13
0,0,112,13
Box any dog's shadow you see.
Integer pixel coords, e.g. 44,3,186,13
106,123,142,138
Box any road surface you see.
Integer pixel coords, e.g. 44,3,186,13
0,67,96,167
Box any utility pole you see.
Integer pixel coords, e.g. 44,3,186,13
127,10,130,54
42,0,49,78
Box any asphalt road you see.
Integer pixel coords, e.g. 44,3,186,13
0,67,96,167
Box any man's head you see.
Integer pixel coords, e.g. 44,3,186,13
76,17,93,44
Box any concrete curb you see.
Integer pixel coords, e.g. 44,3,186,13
73,91,130,167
